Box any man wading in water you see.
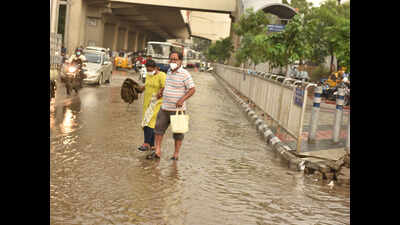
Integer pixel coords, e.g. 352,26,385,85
146,51,196,160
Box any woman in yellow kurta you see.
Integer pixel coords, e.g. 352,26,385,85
137,59,166,152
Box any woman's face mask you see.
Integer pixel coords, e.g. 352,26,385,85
147,67,156,75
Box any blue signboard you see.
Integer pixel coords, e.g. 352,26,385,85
267,24,285,32
294,87,305,107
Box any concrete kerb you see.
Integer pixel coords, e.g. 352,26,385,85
211,71,305,172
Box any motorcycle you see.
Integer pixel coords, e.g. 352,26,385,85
321,84,332,100
199,62,206,72
139,65,147,83
62,62,86,95
134,61,140,73
332,83,350,106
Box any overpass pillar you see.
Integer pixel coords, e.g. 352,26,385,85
112,22,120,51
50,0,58,33
134,32,139,52
123,28,129,51
141,33,147,51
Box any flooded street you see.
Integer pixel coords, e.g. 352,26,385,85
50,70,350,225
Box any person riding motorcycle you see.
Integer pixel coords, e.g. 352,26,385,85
67,48,86,68
66,48,87,83
324,66,349,101
63,48,87,95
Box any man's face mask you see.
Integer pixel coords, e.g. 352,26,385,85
76,52,81,56
169,63,178,70
169,54,180,70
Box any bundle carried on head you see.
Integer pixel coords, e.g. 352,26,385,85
121,78,143,104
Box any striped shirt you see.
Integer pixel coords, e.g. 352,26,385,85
162,66,195,111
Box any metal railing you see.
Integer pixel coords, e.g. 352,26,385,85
50,32,63,68
213,63,350,153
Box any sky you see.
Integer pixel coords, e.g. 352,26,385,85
307,0,350,7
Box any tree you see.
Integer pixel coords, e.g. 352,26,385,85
288,0,313,15
205,37,234,64
263,14,311,75
333,16,350,71
304,0,350,72
232,8,270,68
231,0,350,76
233,8,311,74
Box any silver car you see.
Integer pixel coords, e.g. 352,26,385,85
82,49,113,85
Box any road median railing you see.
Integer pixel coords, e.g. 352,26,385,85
213,63,349,153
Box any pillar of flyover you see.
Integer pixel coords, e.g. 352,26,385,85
123,28,129,51
134,32,140,52
127,30,135,52
66,0,84,55
50,0,59,34
141,33,147,51
112,22,120,52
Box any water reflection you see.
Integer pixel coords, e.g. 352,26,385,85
50,97,81,135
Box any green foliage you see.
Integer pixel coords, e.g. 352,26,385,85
205,37,234,64
289,0,313,15
233,8,270,36
232,8,270,67
304,0,350,71
231,0,350,73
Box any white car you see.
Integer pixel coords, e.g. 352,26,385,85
82,49,113,85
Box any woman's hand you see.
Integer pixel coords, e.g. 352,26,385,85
157,88,164,99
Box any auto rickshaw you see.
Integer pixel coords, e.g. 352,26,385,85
327,73,338,88
114,51,133,70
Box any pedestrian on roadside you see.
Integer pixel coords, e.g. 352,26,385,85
146,51,196,160
136,59,167,152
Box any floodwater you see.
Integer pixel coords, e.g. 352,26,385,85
50,70,350,225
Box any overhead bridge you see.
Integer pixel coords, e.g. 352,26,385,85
52,0,296,55
86,0,236,42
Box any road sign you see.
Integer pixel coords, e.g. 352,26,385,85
267,24,285,32
294,87,305,107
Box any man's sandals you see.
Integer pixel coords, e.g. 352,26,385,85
145,151,179,160
145,151,160,160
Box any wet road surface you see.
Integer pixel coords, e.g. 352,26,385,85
50,70,350,225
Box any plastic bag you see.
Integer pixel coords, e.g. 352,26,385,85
170,108,189,133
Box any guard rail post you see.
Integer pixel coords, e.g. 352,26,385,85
296,83,316,152
333,86,345,143
308,85,322,143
